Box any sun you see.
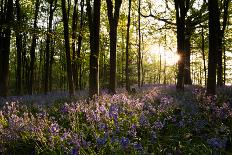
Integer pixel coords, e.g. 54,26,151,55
148,45,179,66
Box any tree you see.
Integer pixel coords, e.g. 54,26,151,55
207,0,220,95
138,0,141,88
106,0,122,94
174,0,190,91
61,0,75,96
217,0,230,86
125,0,132,92
29,0,40,95
45,0,57,94
15,0,22,95
87,0,101,97
0,0,13,97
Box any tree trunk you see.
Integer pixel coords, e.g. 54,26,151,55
138,0,141,88
76,0,84,90
87,0,101,97
15,0,22,95
184,35,192,85
29,0,40,95
175,0,189,91
44,0,56,94
207,0,220,95
201,26,207,86
106,0,122,94
217,0,230,86
0,0,13,97
72,0,78,90
61,0,74,96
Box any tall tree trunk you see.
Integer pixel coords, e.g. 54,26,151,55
223,46,226,85
61,0,74,96
45,0,56,94
217,0,230,86
138,0,141,88
174,0,189,91
87,0,101,97
184,34,192,85
201,26,207,86
72,0,78,90
0,0,13,97
76,0,84,90
29,0,40,95
106,0,122,94
207,0,220,95
15,0,22,95
125,0,131,92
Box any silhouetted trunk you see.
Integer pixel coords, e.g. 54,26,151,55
106,0,122,94
174,0,189,91
125,0,131,92
29,0,40,95
184,35,192,85
76,0,84,90
87,0,101,97
223,46,226,85
45,0,56,94
217,0,230,86
15,0,22,95
49,39,55,91
0,0,13,97
72,0,78,90
201,26,207,86
61,0,74,96
138,0,141,88
207,0,220,95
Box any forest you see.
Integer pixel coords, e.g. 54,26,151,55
0,0,232,154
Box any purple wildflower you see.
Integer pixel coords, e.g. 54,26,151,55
120,137,130,148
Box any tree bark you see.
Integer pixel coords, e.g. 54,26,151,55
138,0,141,88
207,0,220,95
87,0,101,97
106,0,122,94
76,0,84,90
201,26,207,86
184,34,192,85
174,0,189,91
72,0,78,90
125,0,131,92
217,0,230,86
45,0,56,94
0,0,13,97
15,0,22,95
29,0,40,95
61,0,75,96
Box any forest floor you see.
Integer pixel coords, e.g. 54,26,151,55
0,84,232,154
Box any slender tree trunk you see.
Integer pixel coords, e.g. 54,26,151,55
45,0,53,94
223,46,226,85
106,0,122,94
201,26,207,86
87,0,101,97
76,0,84,90
125,0,131,92
0,0,13,97
29,0,40,95
138,0,141,88
15,0,22,95
207,0,220,95
217,0,230,86
72,0,78,90
184,35,192,85
61,0,74,96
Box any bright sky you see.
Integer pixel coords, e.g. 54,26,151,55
147,45,179,66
